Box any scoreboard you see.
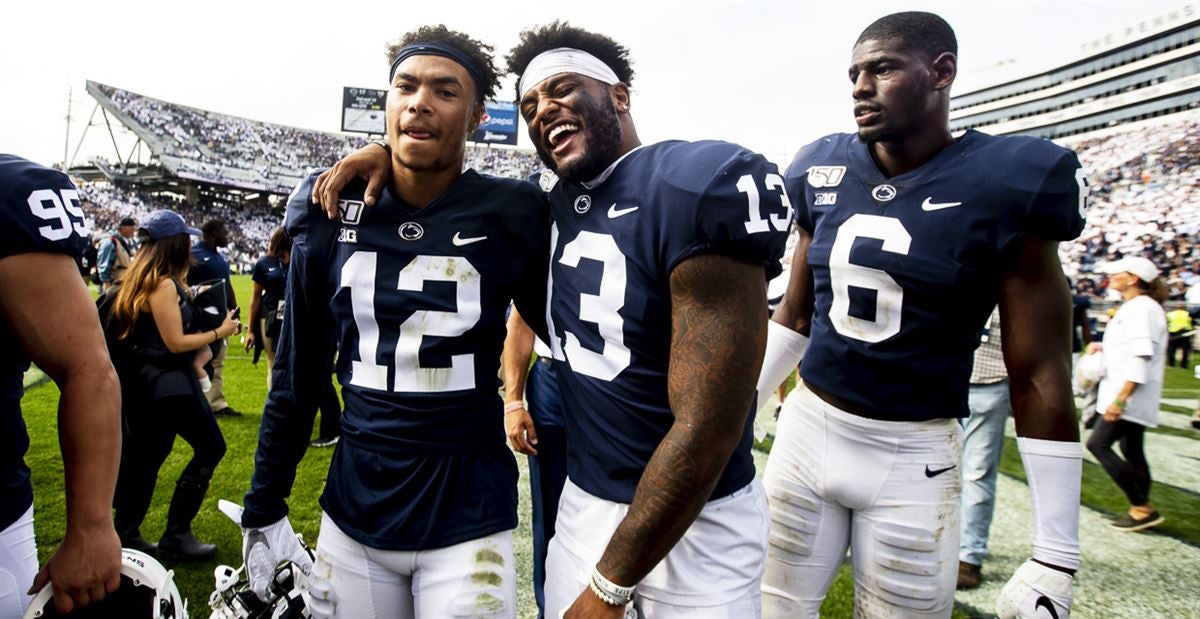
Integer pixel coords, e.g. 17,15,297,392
341,87,387,135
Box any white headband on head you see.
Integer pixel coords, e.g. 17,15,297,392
519,47,620,98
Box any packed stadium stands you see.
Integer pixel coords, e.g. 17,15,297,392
1061,115,1200,303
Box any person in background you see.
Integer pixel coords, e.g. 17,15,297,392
244,227,292,388
0,155,122,617
97,216,136,293
956,309,1011,590
108,210,240,561
188,219,240,416
1087,256,1169,532
502,306,567,618
1165,305,1193,368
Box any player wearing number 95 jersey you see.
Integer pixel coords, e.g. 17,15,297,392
0,156,122,617
756,12,1086,619
240,28,548,619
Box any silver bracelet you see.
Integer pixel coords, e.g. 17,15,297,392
589,566,635,607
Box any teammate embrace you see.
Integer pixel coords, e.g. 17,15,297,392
258,11,1084,619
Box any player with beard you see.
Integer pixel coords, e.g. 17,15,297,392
756,12,1085,618
239,26,548,619
314,21,790,619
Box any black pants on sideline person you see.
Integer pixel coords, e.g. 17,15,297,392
113,391,226,560
1087,418,1151,505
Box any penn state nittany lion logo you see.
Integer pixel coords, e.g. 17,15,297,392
398,222,424,241
573,194,592,214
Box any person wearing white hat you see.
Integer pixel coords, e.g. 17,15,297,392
1086,256,1169,531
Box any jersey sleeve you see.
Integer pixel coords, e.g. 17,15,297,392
1024,147,1087,242
510,184,552,345
0,156,89,261
782,139,828,234
251,257,268,285
243,173,337,527
664,143,791,280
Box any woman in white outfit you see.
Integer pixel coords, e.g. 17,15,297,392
1086,256,1169,532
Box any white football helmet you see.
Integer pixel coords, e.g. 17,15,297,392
23,549,186,618
207,559,309,619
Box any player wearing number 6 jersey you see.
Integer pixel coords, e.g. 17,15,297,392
240,27,548,619
757,12,1086,619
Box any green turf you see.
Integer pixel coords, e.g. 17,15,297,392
998,436,1200,546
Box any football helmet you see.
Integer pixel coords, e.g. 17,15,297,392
207,560,308,619
23,549,186,618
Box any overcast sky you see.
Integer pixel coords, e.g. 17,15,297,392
0,0,1187,168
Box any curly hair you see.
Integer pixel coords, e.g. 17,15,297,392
385,25,500,104
505,21,635,100
856,12,957,61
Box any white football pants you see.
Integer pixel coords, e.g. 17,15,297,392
0,506,36,619
762,386,962,618
307,512,516,619
546,477,769,618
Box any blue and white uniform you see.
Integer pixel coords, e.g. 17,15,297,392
762,131,1086,618
243,169,548,618
540,141,790,614
0,155,89,617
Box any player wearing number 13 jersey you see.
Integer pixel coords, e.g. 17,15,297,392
511,23,789,618
757,12,1086,619
241,28,547,619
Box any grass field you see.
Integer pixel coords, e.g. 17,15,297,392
20,274,1199,617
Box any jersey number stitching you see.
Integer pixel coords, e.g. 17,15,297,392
340,251,481,393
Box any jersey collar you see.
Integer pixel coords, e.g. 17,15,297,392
581,145,646,190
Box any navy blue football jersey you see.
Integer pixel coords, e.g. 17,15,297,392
787,130,1086,421
243,169,549,551
0,154,89,529
542,141,790,503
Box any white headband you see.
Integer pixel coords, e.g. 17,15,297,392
518,47,620,98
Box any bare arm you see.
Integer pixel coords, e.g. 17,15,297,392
768,226,815,334
313,143,393,218
149,280,239,354
245,280,265,351
594,254,767,589
1000,238,1078,441
0,252,122,613
502,306,539,455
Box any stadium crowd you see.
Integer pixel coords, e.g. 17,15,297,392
1062,117,1200,304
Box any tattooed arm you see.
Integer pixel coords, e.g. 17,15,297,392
565,253,768,617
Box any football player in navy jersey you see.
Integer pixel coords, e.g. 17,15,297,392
315,21,790,619
756,12,1085,619
238,27,548,619
0,156,122,616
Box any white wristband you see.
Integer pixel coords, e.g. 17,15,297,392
1018,437,1082,570
590,566,635,607
756,320,810,409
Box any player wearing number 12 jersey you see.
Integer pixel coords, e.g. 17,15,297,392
240,28,547,619
757,12,1086,619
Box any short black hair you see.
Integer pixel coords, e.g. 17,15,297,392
201,219,226,236
856,11,957,61
386,25,500,104
506,21,635,100
119,217,136,227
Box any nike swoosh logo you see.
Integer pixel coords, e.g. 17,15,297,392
608,204,640,219
925,464,957,478
1035,595,1060,619
452,232,488,246
921,197,963,211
